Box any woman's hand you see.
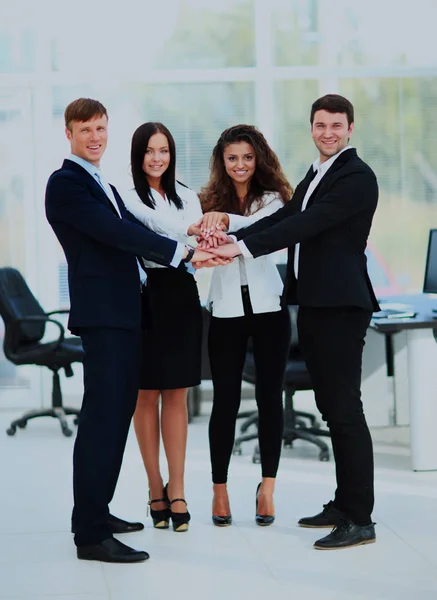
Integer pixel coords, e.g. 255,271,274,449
199,212,229,238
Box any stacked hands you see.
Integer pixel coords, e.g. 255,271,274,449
187,212,242,269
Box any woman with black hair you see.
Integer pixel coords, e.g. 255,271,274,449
198,125,293,527
124,122,203,533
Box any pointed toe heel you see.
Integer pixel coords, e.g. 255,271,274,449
212,514,232,527
255,482,275,527
255,514,275,526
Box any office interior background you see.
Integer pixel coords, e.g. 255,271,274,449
1,0,437,410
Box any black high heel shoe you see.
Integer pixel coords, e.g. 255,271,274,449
255,482,275,527
148,491,170,529
212,494,232,527
212,514,232,527
164,484,191,533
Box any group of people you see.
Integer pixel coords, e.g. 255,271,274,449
45,92,379,564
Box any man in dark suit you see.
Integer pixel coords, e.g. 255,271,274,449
45,98,216,563
209,94,379,550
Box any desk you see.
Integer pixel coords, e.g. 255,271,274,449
372,294,437,471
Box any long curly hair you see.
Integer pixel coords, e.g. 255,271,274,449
200,124,293,215
130,122,183,210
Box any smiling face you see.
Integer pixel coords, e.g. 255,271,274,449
142,132,171,183
223,142,256,188
311,110,354,162
66,114,108,167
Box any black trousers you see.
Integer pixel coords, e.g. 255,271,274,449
72,326,142,546
297,306,374,525
208,288,291,484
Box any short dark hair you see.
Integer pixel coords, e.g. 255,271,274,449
310,94,354,126
64,98,108,131
130,122,183,210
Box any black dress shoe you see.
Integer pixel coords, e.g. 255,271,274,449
72,514,144,535
107,514,144,534
314,519,376,550
298,502,345,528
77,537,150,563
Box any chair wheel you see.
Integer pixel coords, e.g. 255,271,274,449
319,449,330,462
252,454,261,464
73,417,79,426
283,438,293,448
62,426,73,437
17,421,27,429
6,426,16,436
233,445,242,456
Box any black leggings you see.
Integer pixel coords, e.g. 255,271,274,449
208,288,291,484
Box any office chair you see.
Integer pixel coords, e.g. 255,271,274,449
232,305,331,462
0,267,84,437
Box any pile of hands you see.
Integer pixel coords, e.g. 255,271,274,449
187,212,241,269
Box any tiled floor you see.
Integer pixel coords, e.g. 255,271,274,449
1,397,437,600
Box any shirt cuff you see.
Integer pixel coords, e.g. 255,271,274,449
170,242,186,267
237,240,253,258
228,234,237,242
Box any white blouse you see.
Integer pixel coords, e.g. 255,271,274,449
124,182,203,269
207,192,286,318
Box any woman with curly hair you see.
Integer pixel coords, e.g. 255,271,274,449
198,124,293,527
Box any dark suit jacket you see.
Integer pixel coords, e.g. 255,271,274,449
235,149,380,311
45,159,178,333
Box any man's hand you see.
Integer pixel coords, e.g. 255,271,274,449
187,222,202,237
208,243,242,259
190,248,233,269
197,229,232,249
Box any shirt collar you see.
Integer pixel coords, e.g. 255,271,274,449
68,154,101,179
312,146,354,175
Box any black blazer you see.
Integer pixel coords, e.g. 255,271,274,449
45,159,178,333
236,149,380,311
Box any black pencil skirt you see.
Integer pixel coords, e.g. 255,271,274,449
139,267,202,390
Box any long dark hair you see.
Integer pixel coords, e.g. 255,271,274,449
130,122,183,209
200,124,293,215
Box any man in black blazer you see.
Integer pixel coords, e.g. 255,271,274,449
45,98,215,563
210,95,379,550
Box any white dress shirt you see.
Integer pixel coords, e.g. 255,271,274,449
237,147,354,280
123,182,202,270
208,192,285,318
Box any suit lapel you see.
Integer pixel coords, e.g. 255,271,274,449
292,166,317,210
306,148,357,208
63,159,120,216
110,185,127,217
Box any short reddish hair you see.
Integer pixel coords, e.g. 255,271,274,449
64,98,108,131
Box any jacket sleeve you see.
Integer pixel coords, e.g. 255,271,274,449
45,172,178,267
244,170,378,258
233,196,299,240
227,195,285,232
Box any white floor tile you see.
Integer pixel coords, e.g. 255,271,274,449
1,405,437,600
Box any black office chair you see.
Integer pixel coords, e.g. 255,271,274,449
0,267,84,437
232,305,331,463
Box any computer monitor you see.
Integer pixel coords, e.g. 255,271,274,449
423,229,437,293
